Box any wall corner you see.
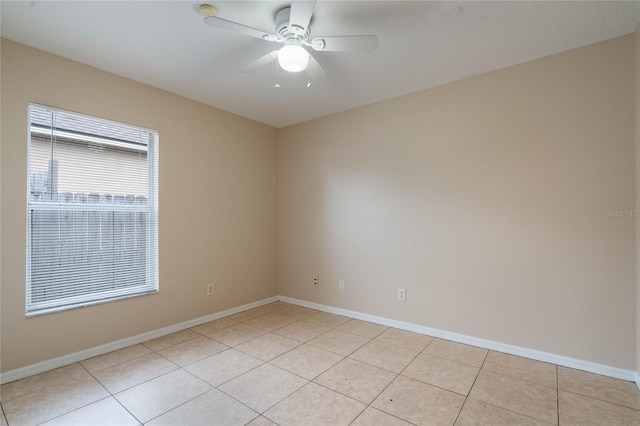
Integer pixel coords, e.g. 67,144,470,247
635,27,640,380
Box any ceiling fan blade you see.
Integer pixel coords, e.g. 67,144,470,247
311,35,378,53
241,50,279,73
289,0,316,32
204,16,278,41
306,52,328,81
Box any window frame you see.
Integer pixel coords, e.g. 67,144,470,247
25,103,159,316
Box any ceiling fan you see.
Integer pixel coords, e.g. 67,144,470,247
199,1,378,79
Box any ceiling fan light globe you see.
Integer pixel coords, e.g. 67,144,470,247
278,44,309,72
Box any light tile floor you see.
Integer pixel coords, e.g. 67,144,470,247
2,301,640,425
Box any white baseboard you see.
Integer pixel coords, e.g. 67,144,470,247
2,294,635,385
0,296,278,385
278,296,637,382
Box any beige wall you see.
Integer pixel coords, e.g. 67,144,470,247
636,28,640,379
0,36,3,373
0,39,279,372
279,35,636,369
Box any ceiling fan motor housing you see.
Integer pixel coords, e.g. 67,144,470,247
275,7,308,43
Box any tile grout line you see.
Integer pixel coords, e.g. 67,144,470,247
35,361,131,426
82,346,156,376
105,355,181,395
560,388,640,412
191,348,264,389
344,336,431,425
451,346,490,426
467,350,557,425
84,358,176,425
556,365,560,426
142,329,203,353
421,346,489,370
453,398,470,426
212,384,268,425
119,336,271,425
479,366,561,391
398,336,470,424
286,380,369,426
304,327,371,357
146,336,265,424
244,374,310,420
345,337,436,426
450,332,489,425
0,402,7,426
185,343,274,423
198,315,330,423
466,351,560,426
467,348,490,393
331,331,486,409
31,395,116,426
462,396,558,426
205,315,367,424
142,370,260,426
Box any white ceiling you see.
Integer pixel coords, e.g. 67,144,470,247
2,1,639,128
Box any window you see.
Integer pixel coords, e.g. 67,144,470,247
26,104,159,315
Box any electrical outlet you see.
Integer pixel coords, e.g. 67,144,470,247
207,283,214,296
313,277,319,287
338,279,345,290
397,288,406,301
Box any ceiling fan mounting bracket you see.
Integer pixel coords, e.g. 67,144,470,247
198,4,218,18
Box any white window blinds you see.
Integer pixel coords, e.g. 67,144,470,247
26,104,159,316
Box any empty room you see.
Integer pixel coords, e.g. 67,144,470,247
1,1,640,425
